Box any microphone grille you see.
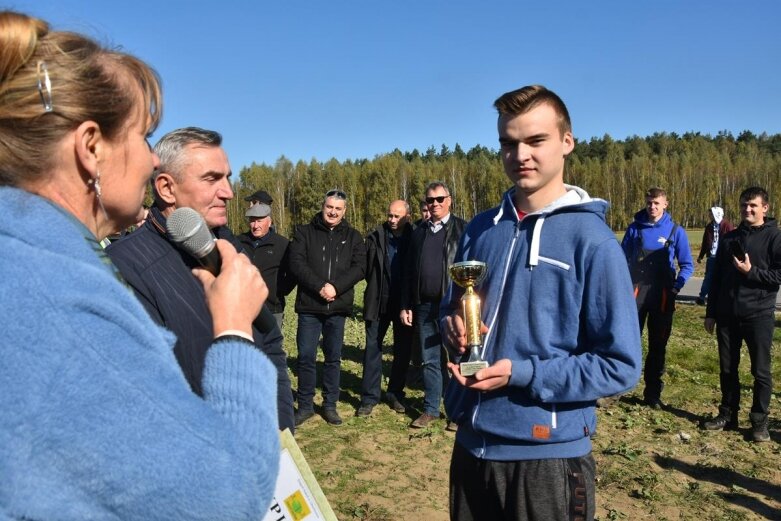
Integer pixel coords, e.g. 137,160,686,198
166,207,215,258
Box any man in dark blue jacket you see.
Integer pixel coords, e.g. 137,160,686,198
107,127,295,433
288,189,365,426
703,186,781,442
356,200,414,417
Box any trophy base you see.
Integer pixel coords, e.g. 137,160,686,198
460,360,489,377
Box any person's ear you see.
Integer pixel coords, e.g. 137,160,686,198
73,120,102,178
562,131,575,157
154,172,177,205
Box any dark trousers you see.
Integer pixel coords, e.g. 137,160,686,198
360,312,413,406
636,283,675,400
259,330,296,433
450,442,595,521
716,313,775,414
415,301,449,417
295,312,346,411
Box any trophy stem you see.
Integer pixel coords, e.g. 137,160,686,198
461,287,482,347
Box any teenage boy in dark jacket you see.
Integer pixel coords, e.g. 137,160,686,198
703,186,781,442
288,189,366,426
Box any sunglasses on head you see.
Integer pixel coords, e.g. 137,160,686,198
425,195,449,204
326,189,347,200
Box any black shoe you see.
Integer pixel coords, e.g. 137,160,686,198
749,412,770,442
322,409,343,425
644,397,665,410
384,393,406,413
702,406,738,431
355,404,374,417
695,297,706,306
294,409,315,426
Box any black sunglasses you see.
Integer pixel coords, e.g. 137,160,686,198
425,195,450,204
326,189,347,200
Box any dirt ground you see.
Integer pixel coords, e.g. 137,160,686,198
290,302,781,521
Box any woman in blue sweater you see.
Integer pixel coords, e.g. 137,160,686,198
0,11,279,520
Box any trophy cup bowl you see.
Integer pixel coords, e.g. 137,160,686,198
449,261,489,376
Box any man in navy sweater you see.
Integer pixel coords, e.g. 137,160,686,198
108,127,295,433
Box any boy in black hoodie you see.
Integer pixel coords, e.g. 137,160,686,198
703,186,781,442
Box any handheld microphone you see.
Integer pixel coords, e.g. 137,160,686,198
166,207,278,334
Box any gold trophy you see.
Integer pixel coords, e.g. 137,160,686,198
448,260,489,376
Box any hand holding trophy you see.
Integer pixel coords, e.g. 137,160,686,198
448,260,489,376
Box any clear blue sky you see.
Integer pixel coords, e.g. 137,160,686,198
8,0,781,172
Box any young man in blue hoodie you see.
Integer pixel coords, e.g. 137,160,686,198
621,188,694,408
440,85,641,521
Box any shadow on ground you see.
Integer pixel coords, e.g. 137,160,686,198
654,454,781,519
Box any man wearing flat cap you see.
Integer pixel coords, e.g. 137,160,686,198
239,203,296,330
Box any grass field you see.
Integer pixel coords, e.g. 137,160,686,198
281,240,781,520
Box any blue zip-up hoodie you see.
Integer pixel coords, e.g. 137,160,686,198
620,209,694,291
442,186,641,461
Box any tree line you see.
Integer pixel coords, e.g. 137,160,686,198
226,130,781,238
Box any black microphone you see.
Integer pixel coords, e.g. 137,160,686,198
166,207,278,334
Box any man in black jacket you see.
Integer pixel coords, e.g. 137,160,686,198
703,186,781,442
288,189,366,426
239,202,296,330
356,200,414,417
401,181,467,429
107,127,295,433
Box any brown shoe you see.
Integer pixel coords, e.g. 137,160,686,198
446,421,458,432
411,413,437,429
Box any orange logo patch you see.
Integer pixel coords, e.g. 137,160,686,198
532,424,550,439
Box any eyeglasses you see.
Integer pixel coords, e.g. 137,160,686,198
425,195,450,204
326,189,347,200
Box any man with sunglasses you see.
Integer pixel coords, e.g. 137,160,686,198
288,189,366,426
401,182,466,429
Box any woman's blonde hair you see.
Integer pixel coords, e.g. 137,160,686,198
0,11,162,186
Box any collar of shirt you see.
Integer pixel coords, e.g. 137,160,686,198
428,212,451,233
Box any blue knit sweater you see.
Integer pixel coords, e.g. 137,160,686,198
0,187,279,520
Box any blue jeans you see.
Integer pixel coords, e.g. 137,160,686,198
699,256,717,299
295,313,346,411
415,301,448,417
360,312,413,406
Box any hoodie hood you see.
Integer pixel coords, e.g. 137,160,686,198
711,206,724,224
492,185,609,268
